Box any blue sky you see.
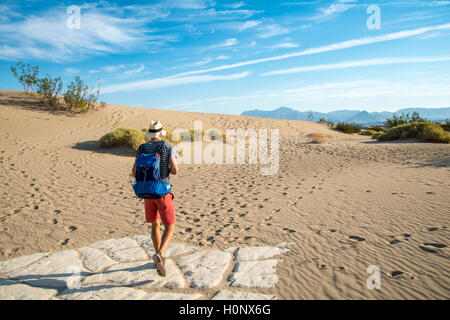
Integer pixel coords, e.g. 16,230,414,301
0,0,450,115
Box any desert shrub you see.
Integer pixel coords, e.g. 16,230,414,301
326,121,334,128
36,74,63,109
10,62,40,94
385,112,426,128
376,122,450,143
371,132,384,139
440,120,450,132
360,130,378,136
63,76,103,113
204,128,226,143
335,122,362,134
368,125,384,132
99,127,146,150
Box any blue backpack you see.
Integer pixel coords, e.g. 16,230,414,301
132,141,171,199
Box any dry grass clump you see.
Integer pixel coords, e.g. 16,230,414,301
99,126,228,152
310,133,326,144
100,127,146,150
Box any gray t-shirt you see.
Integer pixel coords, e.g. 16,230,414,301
136,140,175,183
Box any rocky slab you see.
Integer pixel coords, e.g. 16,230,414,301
0,236,289,300
0,277,58,300
176,250,232,289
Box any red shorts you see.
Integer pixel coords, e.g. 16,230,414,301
144,193,175,226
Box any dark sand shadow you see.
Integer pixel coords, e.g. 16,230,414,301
72,141,135,157
413,156,450,168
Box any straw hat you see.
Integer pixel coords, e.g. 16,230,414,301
145,120,167,139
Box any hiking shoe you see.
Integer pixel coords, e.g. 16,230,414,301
152,252,166,277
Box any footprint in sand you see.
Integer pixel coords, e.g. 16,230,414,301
68,226,77,232
61,239,69,245
423,243,447,248
349,236,366,242
283,228,296,233
419,246,437,253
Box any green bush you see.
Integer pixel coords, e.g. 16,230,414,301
385,112,426,128
100,127,146,150
360,130,378,136
36,74,63,109
63,76,103,113
335,122,362,134
367,125,385,132
376,122,450,143
440,120,450,131
10,62,40,94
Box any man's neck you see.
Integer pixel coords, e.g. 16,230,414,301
151,138,161,141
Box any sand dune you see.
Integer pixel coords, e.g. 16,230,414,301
0,90,449,299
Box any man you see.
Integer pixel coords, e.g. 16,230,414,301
132,120,178,277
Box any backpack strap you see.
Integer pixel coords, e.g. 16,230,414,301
156,140,165,155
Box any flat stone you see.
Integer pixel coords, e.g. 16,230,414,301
90,237,139,252
6,250,88,289
228,260,281,288
176,250,232,289
60,285,150,300
164,243,193,257
234,246,289,261
144,292,203,300
60,285,203,300
212,290,276,300
0,277,58,300
82,259,185,289
109,247,149,262
78,247,117,272
0,252,48,274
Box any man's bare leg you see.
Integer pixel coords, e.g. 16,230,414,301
151,221,161,253
158,224,175,256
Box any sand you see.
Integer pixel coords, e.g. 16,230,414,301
0,90,449,299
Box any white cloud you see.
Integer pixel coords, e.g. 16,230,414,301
257,24,290,38
64,67,80,75
227,2,246,9
173,23,450,77
273,42,300,49
237,20,262,31
207,38,238,49
0,4,176,62
102,71,250,93
261,56,450,76
124,64,146,76
172,55,230,70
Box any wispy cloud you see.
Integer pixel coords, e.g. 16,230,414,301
102,71,250,93
0,4,176,62
304,0,358,22
172,55,230,70
257,24,291,38
273,41,300,49
174,23,450,76
261,56,450,76
207,38,238,49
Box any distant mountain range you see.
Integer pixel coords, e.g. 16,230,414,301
241,107,450,126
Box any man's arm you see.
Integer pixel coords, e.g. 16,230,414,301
132,160,136,177
169,156,178,175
